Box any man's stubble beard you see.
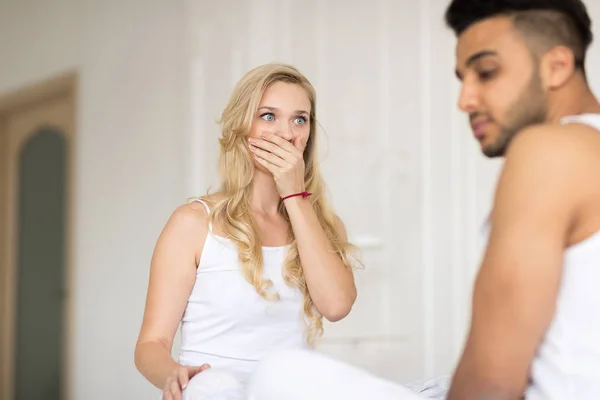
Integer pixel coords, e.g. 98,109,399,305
484,73,548,158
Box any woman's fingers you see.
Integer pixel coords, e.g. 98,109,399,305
249,145,288,167
178,367,190,390
163,364,212,400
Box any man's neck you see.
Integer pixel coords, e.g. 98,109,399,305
546,80,600,124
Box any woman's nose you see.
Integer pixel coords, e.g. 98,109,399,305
274,122,294,141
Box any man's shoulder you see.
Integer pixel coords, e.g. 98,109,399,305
505,122,600,173
496,122,600,226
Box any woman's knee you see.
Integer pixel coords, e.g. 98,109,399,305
248,348,324,397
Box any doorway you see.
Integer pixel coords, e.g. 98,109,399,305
0,73,76,400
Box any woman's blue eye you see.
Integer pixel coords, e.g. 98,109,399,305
261,113,275,122
294,116,307,125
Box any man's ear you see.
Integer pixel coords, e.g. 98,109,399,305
540,46,577,90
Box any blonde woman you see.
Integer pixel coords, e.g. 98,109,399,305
134,63,359,400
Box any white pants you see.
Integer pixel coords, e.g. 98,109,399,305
181,369,245,400
246,348,429,400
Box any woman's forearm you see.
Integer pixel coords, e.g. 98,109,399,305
284,196,356,321
135,341,179,389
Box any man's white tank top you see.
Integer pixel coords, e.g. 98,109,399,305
177,199,308,384
481,114,600,400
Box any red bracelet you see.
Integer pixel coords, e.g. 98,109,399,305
282,191,312,201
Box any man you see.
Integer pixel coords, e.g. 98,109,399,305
445,0,600,399
246,1,600,399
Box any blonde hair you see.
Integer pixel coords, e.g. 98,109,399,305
199,63,358,345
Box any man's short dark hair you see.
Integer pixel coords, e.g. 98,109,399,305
445,0,593,68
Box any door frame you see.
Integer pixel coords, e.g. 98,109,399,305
0,72,77,400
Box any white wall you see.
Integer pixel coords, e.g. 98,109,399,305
3,0,600,399
75,2,189,399
0,0,80,95
1,1,189,399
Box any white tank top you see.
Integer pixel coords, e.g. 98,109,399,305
481,114,600,400
177,199,309,383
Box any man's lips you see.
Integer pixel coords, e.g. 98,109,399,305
471,120,490,139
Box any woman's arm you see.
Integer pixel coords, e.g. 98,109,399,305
134,202,208,389
249,132,357,322
284,197,357,322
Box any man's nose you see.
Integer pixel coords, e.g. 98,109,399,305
458,82,480,114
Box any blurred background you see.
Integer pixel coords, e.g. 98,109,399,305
2,0,600,399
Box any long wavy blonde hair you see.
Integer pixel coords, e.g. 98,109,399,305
199,63,358,345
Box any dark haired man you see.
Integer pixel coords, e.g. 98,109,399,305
445,1,600,399
246,1,600,399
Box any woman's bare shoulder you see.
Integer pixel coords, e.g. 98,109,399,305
164,200,211,239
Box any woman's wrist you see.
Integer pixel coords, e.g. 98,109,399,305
281,191,311,201
282,193,313,220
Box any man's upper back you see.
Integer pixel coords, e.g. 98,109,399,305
559,114,600,246
485,113,600,399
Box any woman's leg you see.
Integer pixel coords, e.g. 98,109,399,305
247,348,426,400
182,368,245,400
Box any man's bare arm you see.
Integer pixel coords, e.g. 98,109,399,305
447,125,589,400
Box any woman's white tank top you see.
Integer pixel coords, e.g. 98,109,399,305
177,199,309,383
